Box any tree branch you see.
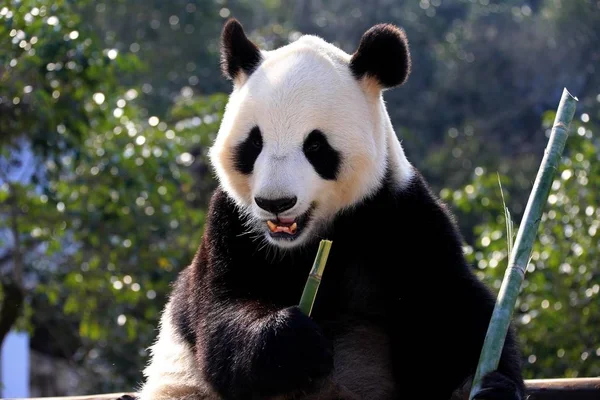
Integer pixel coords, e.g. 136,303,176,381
0,280,25,347
0,173,26,347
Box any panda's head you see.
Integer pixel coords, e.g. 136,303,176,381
209,19,413,249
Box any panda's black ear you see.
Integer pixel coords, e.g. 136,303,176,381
349,23,411,89
220,18,263,81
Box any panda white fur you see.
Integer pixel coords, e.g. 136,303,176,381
132,19,526,400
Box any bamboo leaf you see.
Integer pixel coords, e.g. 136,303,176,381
497,173,514,256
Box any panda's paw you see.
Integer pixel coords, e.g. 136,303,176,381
471,370,525,400
252,306,334,394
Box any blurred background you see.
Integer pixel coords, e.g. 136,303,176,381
0,0,599,397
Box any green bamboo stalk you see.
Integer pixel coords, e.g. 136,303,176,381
299,239,333,316
469,88,578,399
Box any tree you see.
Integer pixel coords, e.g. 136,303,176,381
79,0,289,116
26,91,222,392
0,0,137,349
2,86,228,393
0,0,226,393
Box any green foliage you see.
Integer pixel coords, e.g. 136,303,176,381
0,0,139,159
0,0,227,392
2,90,226,392
37,92,215,389
79,0,269,115
443,109,600,379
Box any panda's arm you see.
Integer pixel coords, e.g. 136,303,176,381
387,180,525,399
388,259,525,400
199,295,333,400
397,258,525,400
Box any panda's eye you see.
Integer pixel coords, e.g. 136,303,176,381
247,127,263,149
306,140,321,152
304,131,323,153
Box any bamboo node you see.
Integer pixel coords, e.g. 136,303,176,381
553,121,569,131
508,264,526,278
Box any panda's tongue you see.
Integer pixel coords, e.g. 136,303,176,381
278,217,296,224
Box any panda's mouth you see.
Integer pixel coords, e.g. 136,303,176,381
267,219,298,235
265,206,314,240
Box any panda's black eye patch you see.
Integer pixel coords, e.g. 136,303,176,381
303,130,340,180
233,126,262,174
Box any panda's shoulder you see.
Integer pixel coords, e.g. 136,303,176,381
203,186,246,243
207,186,238,221
389,169,444,208
382,169,461,231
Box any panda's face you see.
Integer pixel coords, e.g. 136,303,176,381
210,20,411,249
211,50,383,248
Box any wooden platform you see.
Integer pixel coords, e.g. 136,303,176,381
4,378,600,400
526,377,600,400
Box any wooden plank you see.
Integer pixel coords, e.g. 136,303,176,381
2,394,134,400
5,378,600,400
526,377,600,400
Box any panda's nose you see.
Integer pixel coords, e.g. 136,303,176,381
254,196,297,214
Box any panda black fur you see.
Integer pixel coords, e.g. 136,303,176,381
134,19,526,400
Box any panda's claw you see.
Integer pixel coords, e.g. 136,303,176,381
115,395,137,400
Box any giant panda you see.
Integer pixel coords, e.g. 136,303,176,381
132,19,526,400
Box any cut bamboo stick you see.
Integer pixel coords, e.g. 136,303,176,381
299,239,332,316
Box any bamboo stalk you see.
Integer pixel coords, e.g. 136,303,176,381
469,88,578,399
299,239,332,316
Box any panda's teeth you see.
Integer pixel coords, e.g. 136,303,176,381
267,220,298,235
